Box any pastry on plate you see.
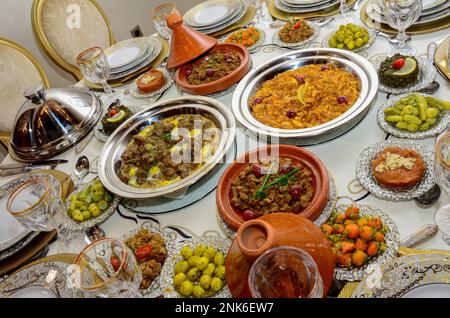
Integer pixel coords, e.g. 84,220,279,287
378,54,419,88
371,147,425,189
137,69,165,93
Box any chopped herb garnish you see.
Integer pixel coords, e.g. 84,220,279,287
254,167,299,199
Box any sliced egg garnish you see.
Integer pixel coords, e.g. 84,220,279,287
160,176,181,186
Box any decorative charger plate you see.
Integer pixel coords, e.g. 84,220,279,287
0,261,75,298
94,105,143,143
120,222,176,297
332,204,400,282
129,68,174,99
159,230,232,298
375,56,436,95
356,140,435,201
322,27,376,53
352,253,450,298
63,179,121,231
272,21,320,49
184,0,240,28
377,93,450,139
0,232,39,262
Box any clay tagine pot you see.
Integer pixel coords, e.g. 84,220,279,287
225,213,335,298
217,145,330,231
165,11,217,70
175,43,250,95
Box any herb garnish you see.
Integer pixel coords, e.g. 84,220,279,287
254,167,299,199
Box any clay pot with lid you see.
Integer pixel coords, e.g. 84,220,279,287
165,11,217,70
225,213,335,298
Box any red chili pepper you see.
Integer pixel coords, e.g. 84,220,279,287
392,58,405,70
110,256,120,271
135,244,153,261
293,21,302,29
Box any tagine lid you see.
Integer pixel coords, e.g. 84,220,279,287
165,11,218,69
225,213,335,298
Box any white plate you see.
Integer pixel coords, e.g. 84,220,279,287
275,0,338,13
282,0,334,7
402,283,450,298
194,2,249,35
10,286,57,298
185,0,239,28
108,46,143,69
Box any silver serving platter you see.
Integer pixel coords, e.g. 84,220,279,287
98,96,236,199
232,48,378,145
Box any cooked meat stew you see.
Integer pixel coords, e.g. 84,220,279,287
119,114,219,188
230,158,315,218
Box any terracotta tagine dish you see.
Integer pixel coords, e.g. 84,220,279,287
225,214,335,298
216,145,330,231
165,11,251,95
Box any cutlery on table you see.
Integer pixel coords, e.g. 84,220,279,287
74,156,90,188
0,160,68,177
400,224,439,248
442,234,450,247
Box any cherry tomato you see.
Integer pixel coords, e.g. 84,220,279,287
135,244,153,261
110,256,121,271
109,108,118,117
392,58,405,70
293,21,302,29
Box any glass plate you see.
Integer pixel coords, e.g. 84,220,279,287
0,232,39,261
129,68,174,99
377,93,450,139
322,26,376,53
356,140,435,201
120,222,176,297
0,261,75,298
272,22,320,49
332,204,400,282
352,254,450,298
63,179,120,231
375,56,436,95
159,231,232,298
221,28,266,53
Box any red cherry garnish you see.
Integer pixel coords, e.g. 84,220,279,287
286,110,297,118
296,75,305,84
185,69,192,76
293,21,302,29
242,210,257,221
254,98,263,104
321,65,329,71
290,185,302,201
206,69,215,77
337,96,348,104
252,164,263,177
392,58,405,70
280,164,292,174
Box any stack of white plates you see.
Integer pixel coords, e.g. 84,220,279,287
105,37,163,80
366,0,450,26
274,0,339,13
184,0,249,35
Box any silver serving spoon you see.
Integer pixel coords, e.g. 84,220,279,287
85,225,106,245
74,156,90,188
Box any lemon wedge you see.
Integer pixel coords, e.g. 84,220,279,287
392,57,417,76
297,83,309,104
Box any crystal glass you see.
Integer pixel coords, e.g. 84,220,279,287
246,0,272,27
151,3,177,40
76,47,113,94
434,128,450,236
74,238,142,298
248,246,324,298
383,0,422,54
6,174,87,254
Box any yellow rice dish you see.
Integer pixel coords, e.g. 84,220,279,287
249,64,360,130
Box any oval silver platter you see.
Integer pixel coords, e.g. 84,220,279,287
232,48,379,145
98,96,236,199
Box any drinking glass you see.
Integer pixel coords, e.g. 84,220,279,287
383,0,422,54
6,174,87,254
76,47,113,94
246,0,272,27
151,3,177,40
74,238,142,298
248,246,324,298
434,129,450,236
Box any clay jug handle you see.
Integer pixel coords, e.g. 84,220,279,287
236,219,275,262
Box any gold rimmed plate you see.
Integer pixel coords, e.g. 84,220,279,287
435,36,450,80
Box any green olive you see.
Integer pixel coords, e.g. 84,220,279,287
196,257,209,271
179,281,194,296
194,244,206,257
173,273,187,287
180,246,193,260
214,265,226,280
210,277,223,292
213,253,225,266
203,263,216,276
203,247,216,262
174,261,189,274
187,268,201,282
192,285,206,298
199,275,212,290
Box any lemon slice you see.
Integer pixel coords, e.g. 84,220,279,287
297,83,309,104
392,57,417,76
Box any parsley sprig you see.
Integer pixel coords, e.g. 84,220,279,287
254,167,299,199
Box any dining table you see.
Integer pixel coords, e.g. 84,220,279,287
1,8,449,283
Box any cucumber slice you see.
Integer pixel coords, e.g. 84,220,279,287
106,110,126,123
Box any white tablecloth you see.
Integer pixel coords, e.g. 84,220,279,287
2,15,450,255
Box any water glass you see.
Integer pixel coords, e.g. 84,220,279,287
383,0,422,54
76,47,113,94
151,3,177,40
434,130,450,236
248,246,324,298
74,238,142,298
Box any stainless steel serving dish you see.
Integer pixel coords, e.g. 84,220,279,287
98,96,236,199
232,48,379,145
10,84,102,161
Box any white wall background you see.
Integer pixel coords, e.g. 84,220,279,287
0,0,203,87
